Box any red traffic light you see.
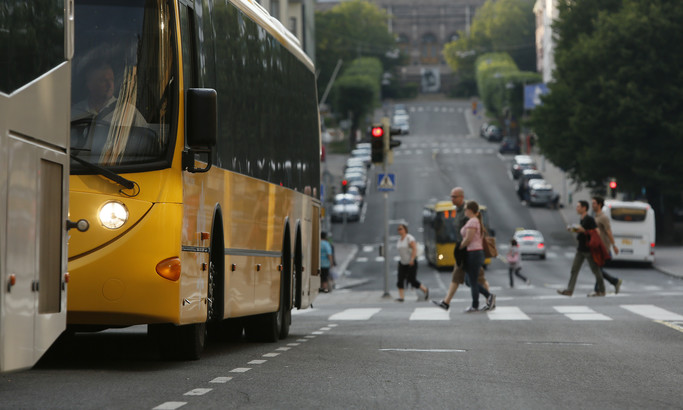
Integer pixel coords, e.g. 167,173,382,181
371,127,384,138
609,180,617,189
342,179,348,186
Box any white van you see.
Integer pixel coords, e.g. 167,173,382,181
603,200,655,264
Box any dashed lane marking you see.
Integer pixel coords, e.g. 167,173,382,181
487,306,531,321
621,304,683,321
329,308,382,321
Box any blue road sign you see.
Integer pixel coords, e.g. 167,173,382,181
377,173,396,192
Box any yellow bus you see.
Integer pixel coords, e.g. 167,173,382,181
67,0,321,359
422,201,493,269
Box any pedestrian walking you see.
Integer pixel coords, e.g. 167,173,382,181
458,201,496,312
320,232,334,293
557,200,606,297
592,196,623,294
432,187,492,311
506,239,529,288
395,223,429,302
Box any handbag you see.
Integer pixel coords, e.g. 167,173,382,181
482,232,498,258
586,229,609,266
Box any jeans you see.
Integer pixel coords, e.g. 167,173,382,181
466,250,489,308
567,251,605,293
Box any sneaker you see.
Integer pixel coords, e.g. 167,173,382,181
557,289,573,296
587,292,605,297
395,298,404,302
424,288,430,301
431,300,449,311
464,306,479,313
486,294,496,311
615,279,623,294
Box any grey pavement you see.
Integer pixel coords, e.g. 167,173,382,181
321,101,683,284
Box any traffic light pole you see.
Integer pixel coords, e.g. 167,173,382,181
381,117,391,299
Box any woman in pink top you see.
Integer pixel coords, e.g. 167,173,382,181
458,201,496,312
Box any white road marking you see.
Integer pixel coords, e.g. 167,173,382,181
487,306,531,320
554,306,611,321
209,377,233,383
154,402,186,410
329,308,382,321
380,348,466,353
184,388,212,396
621,305,683,321
409,307,450,321
248,360,267,364
230,368,251,373
263,353,280,357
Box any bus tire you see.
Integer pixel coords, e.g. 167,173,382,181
149,322,205,361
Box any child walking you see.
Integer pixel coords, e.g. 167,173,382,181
506,239,529,288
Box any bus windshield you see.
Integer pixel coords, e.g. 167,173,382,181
70,0,175,171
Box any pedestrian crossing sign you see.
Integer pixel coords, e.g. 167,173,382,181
377,173,395,192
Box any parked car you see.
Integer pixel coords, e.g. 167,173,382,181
527,179,557,207
480,122,490,138
484,125,502,142
511,155,537,179
331,194,361,222
344,173,367,194
499,136,521,154
350,148,371,166
346,186,364,206
512,229,546,259
346,157,368,170
517,169,544,202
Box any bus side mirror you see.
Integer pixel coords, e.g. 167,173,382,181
184,88,217,173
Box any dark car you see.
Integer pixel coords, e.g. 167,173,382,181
499,137,521,154
517,169,544,202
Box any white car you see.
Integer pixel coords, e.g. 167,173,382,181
512,229,546,259
331,194,361,222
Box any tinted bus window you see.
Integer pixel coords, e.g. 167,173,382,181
611,208,647,222
0,0,65,93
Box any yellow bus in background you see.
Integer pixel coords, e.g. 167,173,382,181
67,0,320,359
422,201,493,269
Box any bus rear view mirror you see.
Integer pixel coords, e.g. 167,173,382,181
184,88,217,173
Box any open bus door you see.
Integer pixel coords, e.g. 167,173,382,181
0,1,77,372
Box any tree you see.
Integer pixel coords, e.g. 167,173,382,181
315,0,397,103
531,0,683,239
444,0,536,91
334,57,383,148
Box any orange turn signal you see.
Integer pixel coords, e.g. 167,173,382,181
156,257,181,281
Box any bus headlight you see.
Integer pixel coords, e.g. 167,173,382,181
99,201,128,229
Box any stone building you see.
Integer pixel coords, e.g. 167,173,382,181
317,0,486,93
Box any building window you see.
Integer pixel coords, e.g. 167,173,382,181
271,0,279,19
290,17,297,34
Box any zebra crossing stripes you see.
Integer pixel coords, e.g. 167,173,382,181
554,306,612,321
324,305,683,322
329,308,381,321
409,307,449,321
487,306,531,321
621,304,683,321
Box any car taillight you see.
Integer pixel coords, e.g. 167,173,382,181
537,243,545,249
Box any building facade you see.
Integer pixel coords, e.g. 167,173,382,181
533,0,558,84
258,0,317,63
316,0,486,93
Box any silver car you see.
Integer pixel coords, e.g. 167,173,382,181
528,179,556,206
512,229,546,259
330,194,361,222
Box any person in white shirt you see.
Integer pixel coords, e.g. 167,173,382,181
395,223,428,302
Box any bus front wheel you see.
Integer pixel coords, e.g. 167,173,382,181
149,322,206,361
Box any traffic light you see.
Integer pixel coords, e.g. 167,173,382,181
341,179,348,194
370,125,384,164
608,178,617,198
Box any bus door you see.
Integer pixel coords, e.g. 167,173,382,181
0,1,75,372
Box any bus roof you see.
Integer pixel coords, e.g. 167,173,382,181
605,199,651,210
232,0,314,73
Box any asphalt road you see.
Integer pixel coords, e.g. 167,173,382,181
2,99,682,409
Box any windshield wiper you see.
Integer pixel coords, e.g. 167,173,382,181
70,154,135,191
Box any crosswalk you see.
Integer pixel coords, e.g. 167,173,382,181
302,304,683,323
392,141,497,156
353,242,579,264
